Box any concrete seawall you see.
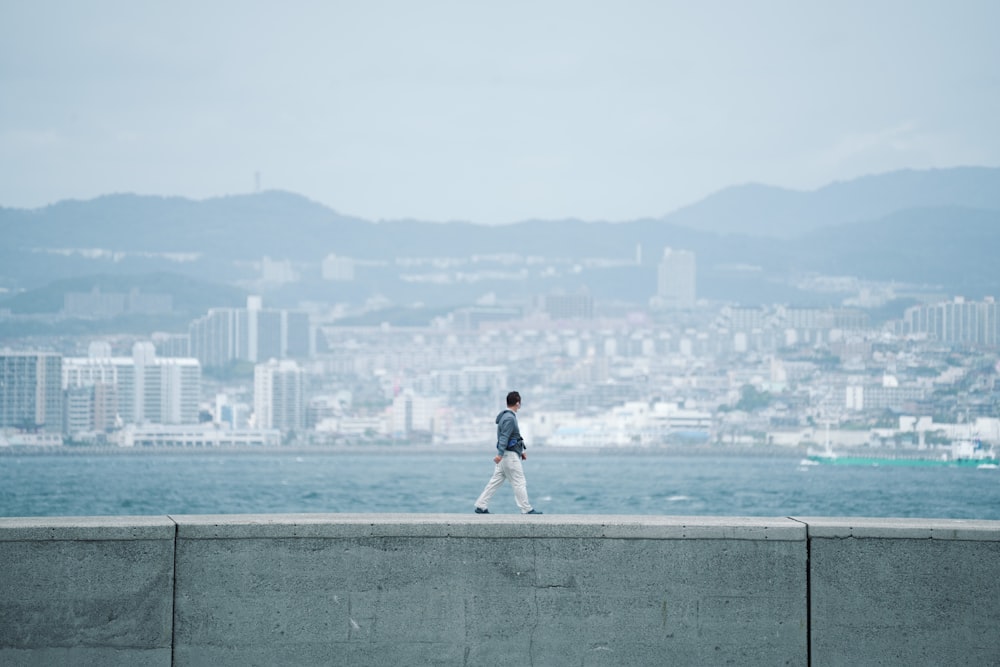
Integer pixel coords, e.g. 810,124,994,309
1,515,997,666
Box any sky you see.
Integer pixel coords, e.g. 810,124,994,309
1,1,998,224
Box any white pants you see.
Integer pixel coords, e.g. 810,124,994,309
475,451,533,513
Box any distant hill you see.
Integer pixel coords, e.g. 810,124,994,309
786,206,1000,295
0,191,372,259
1,167,998,305
663,167,1000,237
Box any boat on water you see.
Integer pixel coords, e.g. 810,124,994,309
806,438,999,468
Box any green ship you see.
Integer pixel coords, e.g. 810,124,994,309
805,439,999,468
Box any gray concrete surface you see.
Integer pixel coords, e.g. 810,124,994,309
171,514,806,666
1,514,998,666
0,516,176,667
799,517,1000,667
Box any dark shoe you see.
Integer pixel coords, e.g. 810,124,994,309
526,509,543,514
474,507,489,514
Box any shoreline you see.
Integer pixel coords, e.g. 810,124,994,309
0,443,810,457
3,441,986,462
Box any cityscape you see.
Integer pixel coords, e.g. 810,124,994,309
2,243,998,462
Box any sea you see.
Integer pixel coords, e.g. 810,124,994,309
2,448,999,520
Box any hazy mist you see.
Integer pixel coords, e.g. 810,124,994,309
3,0,999,224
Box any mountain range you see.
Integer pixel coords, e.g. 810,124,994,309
1,166,998,317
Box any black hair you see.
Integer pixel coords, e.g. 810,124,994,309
506,391,521,407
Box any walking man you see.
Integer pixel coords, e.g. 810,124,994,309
474,391,542,515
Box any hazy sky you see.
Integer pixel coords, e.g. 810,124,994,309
2,1,998,223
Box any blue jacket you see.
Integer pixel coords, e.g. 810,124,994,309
495,409,525,457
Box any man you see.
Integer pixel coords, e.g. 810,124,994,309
473,391,542,515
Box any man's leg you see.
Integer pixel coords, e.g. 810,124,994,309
504,453,533,514
474,460,506,511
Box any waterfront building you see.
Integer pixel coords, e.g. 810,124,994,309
115,423,280,448
845,383,926,412
254,359,306,433
132,342,201,425
0,351,63,432
63,342,201,431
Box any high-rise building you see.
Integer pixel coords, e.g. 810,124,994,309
63,342,201,431
189,307,250,367
152,332,191,358
656,247,696,308
903,297,999,347
189,296,311,367
254,359,305,433
63,346,135,424
132,342,200,425
0,352,63,432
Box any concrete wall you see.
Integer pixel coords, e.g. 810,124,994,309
1,514,997,666
805,517,1000,667
0,516,175,666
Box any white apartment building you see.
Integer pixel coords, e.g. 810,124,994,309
254,359,305,432
115,424,280,448
903,297,999,347
63,341,201,431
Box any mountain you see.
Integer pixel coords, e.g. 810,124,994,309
0,191,373,259
787,206,1000,294
664,167,1000,237
1,167,998,308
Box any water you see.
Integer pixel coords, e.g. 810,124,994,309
2,449,999,519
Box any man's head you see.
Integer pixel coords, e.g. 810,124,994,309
506,391,521,408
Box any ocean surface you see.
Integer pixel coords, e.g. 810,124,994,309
2,449,999,520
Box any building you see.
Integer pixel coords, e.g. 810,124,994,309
63,288,172,318
115,424,281,448
63,344,135,425
417,366,508,398
189,296,311,367
63,342,201,432
254,359,306,433
322,254,355,281
845,383,927,412
132,342,201,425
544,293,593,320
390,390,443,439
189,307,250,367
655,247,696,308
152,332,191,358
0,351,63,432
903,297,999,347
450,306,523,330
